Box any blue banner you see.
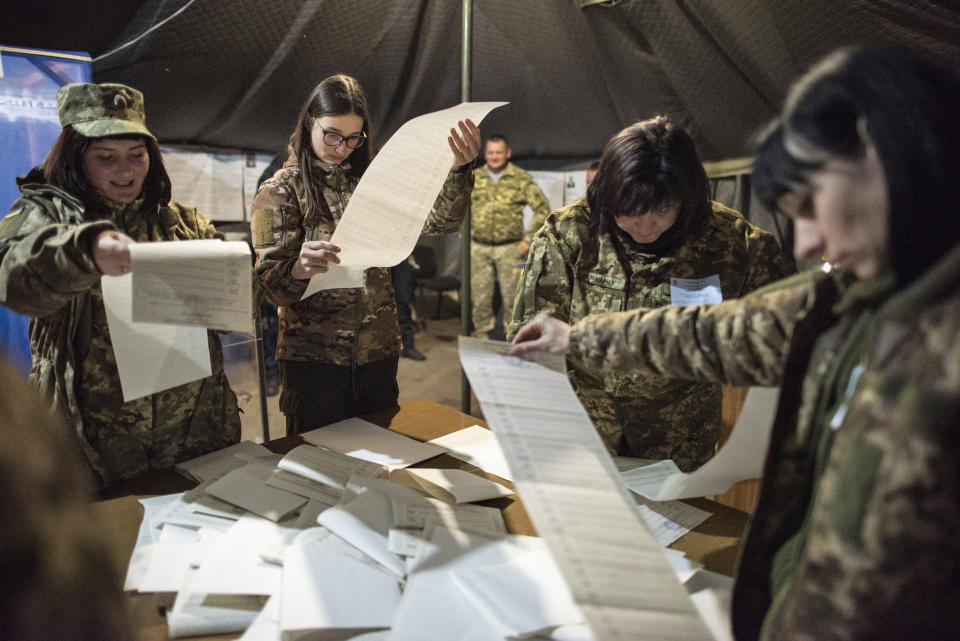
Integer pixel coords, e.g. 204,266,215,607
0,45,92,372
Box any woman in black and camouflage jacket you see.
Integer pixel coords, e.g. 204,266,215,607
512,45,960,641
250,74,480,435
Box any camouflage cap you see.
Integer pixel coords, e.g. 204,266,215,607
56,82,156,140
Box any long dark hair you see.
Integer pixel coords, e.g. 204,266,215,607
772,44,960,284
42,127,171,210
587,115,711,239
290,74,374,222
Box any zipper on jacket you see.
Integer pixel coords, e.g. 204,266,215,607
280,205,289,248
334,165,348,211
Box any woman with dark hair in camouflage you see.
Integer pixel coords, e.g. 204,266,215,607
0,82,241,485
250,74,480,435
513,45,960,640
508,115,795,471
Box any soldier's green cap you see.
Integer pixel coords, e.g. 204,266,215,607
56,82,156,140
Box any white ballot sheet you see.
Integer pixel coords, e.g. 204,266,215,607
166,568,267,638
389,467,513,503
282,530,401,639
428,425,513,482
131,239,253,332
189,515,295,596
389,526,538,641
300,263,365,298
175,440,274,483
450,549,586,637
633,496,712,547
101,272,212,401
301,101,506,297
316,488,407,578
278,443,384,491
300,417,443,471
458,337,714,641
621,387,780,501
205,459,307,522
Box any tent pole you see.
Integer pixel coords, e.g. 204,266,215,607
460,0,474,415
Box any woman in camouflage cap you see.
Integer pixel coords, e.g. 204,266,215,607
250,74,480,434
508,115,795,471
513,45,960,640
0,82,241,485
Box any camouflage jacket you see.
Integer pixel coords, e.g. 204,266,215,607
251,157,473,366
471,162,551,245
509,198,796,469
0,169,241,484
569,248,960,640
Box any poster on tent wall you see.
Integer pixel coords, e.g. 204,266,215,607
0,45,92,372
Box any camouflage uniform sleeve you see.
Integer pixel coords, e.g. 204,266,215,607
249,178,309,306
569,274,819,386
522,178,552,245
506,217,572,339
739,226,798,294
421,170,475,235
0,203,114,317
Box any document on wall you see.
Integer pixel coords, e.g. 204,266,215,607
131,239,253,333
619,387,780,501
101,272,212,402
301,101,507,298
458,336,714,641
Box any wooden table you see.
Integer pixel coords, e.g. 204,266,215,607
93,399,749,641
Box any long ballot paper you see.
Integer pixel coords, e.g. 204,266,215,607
131,239,253,333
101,273,212,402
458,336,714,641
619,387,779,501
301,101,506,298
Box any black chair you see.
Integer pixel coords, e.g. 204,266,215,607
412,244,460,319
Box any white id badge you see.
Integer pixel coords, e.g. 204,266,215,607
670,274,723,305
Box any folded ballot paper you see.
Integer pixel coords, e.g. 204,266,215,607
277,443,385,493
618,386,780,501
300,416,444,471
389,467,513,503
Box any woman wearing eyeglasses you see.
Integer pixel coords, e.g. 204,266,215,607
251,74,480,434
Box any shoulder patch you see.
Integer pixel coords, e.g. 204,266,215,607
252,209,275,246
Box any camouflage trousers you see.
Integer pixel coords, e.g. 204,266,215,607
471,241,524,336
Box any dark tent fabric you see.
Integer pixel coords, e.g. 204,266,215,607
4,0,960,164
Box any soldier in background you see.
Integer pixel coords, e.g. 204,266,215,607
508,116,795,470
470,134,551,339
391,254,425,360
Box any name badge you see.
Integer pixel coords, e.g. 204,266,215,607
670,274,722,306
586,272,626,290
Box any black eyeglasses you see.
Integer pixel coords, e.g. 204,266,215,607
320,128,367,149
